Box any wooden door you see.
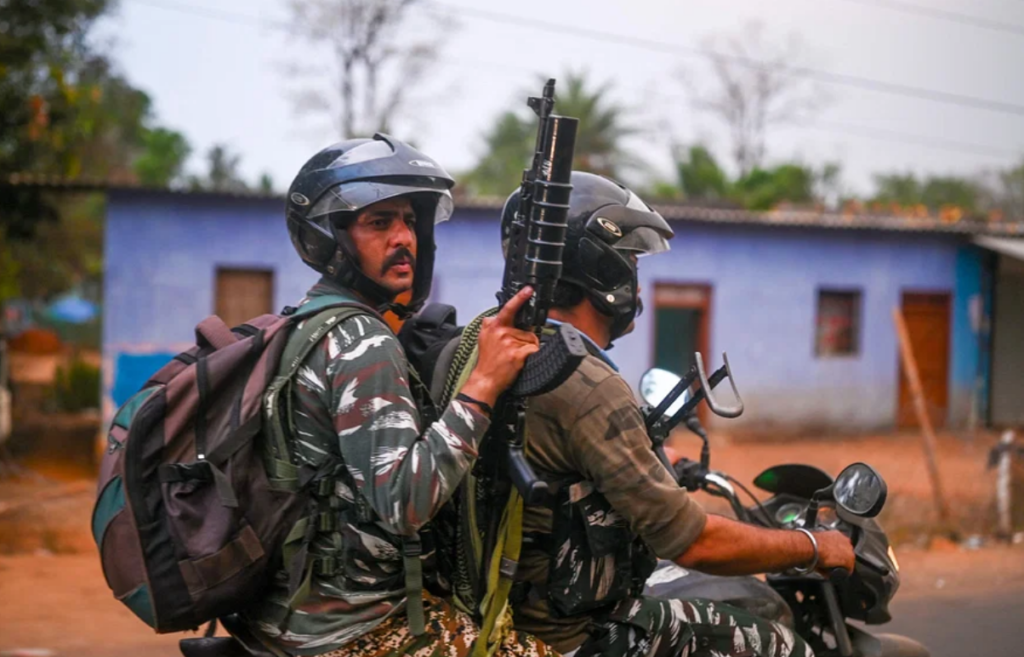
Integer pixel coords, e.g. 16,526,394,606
653,284,711,424
215,268,274,328
897,292,950,429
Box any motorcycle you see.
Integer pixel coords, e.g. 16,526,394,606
638,357,929,657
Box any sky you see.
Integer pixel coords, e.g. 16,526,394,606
98,0,1024,197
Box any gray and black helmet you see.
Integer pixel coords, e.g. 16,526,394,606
286,133,455,316
501,171,673,342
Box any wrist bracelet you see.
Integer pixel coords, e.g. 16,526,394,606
790,528,820,575
455,393,494,416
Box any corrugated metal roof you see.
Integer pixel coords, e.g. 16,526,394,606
974,235,1024,260
650,204,1024,236
5,174,1024,236
1,173,279,201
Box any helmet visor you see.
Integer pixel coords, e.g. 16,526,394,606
613,226,670,256
307,180,454,224
586,203,673,256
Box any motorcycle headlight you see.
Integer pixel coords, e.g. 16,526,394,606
887,545,900,573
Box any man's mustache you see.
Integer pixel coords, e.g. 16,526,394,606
381,248,416,275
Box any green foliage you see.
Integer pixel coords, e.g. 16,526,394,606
51,356,101,412
188,144,250,193
461,72,635,196
733,164,815,210
0,0,191,240
8,193,104,300
0,236,21,302
461,112,533,196
554,72,636,178
676,145,728,200
258,172,275,194
645,180,683,200
134,127,191,187
988,158,1024,219
670,144,830,210
871,173,982,212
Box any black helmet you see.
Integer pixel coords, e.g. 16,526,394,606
501,172,674,342
286,133,455,316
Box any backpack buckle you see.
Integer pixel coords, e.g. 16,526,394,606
402,537,423,558
499,557,519,579
312,556,339,576
317,511,338,532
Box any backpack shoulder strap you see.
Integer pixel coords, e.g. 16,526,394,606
278,296,377,379
269,298,434,637
266,302,371,474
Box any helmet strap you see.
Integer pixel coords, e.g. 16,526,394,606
325,241,398,313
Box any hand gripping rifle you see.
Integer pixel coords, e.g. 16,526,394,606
489,79,588,505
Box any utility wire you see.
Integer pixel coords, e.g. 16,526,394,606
438,3,1024,118
131,0,1024,119
830,0,1024,38
130,0,287,29
125,0,1020,159
806,120,1017,158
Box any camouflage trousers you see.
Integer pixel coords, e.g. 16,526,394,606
318,594,557,657
574,597,812,657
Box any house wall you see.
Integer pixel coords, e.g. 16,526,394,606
990,255,1024,426
102,191,317,422
432,219,975,434
103,192,979,434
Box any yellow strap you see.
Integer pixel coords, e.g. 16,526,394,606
470,490,524,657
448,315,527,657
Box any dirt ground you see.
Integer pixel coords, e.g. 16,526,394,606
2,540,1022,656
1,430,1022,656
676,429,1023,542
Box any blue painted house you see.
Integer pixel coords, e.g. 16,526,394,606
96,186,1024,435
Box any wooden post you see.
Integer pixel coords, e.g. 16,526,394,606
892,308,957,537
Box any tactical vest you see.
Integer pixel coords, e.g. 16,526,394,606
518,476,657,617
411,307,658,655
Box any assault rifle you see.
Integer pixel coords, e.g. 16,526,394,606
489,79,588,505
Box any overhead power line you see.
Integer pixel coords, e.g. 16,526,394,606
806,120,1017,158
131,0,1024,119
438,3,1024,119
830,0,1024,38
131,0,286,29
125,0,1020,159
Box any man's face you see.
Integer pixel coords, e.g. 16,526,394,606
347,197,418,297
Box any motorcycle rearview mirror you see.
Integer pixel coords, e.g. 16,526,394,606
640,368,692,416
695,353,744,418
833,462,887,518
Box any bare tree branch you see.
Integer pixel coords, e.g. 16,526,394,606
680,22,830,175
283,0,448,140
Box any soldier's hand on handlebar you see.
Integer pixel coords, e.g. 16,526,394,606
815,530,856,574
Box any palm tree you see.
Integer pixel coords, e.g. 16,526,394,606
553,72,636,180
461,72,637,196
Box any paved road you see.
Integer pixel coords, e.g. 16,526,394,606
880,588,1024,657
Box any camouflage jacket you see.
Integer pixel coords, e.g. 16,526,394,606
246,279,490,656
512,345,708,654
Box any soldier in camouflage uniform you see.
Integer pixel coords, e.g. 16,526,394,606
243,135,549,656
497,173,856,657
